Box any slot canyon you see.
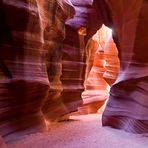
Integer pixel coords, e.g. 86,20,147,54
0,0,148,147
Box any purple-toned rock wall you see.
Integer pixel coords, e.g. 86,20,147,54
94,0,148,133
0,0,74,143
60,0,103,112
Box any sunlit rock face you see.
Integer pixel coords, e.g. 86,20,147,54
82,25,119,113
95,0,148,133
60,0,103,113
0,0,74,142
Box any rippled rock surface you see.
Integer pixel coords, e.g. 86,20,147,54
0,0,74,142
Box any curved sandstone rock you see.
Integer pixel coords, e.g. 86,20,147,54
0,0,74,142
95,0,148,133
41,0,75,122
60,0,103,113
82,25,119,113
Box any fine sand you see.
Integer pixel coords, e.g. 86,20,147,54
7,114,148,148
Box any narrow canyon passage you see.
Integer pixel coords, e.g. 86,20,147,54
0,0,148,147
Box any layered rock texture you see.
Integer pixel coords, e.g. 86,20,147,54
0,0,103,143
41,0,75,122
0,0,74,142
42,0,100,120
94,0,148,133
0,0,147,144
82,25,119,113
60,0,104,113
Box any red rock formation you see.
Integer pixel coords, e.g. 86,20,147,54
41,0,75,122
94,0,148,133
0,1,102,142
82,25,119,114
0,136,6,148
0,0,74,142
60,0,103,114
